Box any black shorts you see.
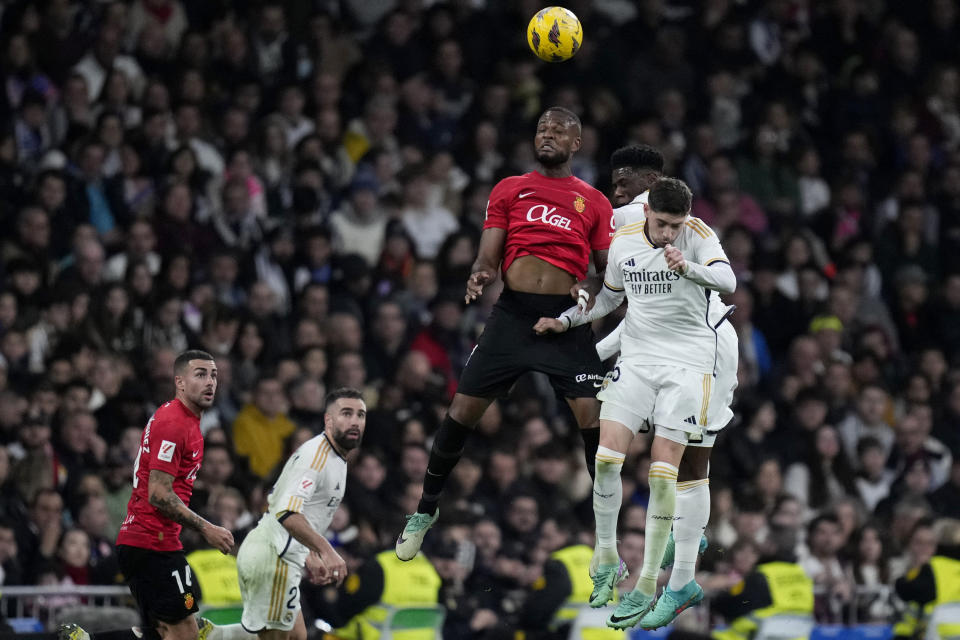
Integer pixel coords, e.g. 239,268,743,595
117,545,200,627
457,288,605,399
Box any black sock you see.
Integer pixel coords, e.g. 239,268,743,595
417,416,471,515
580,426,601,481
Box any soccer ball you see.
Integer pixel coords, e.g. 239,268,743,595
527,6,582,63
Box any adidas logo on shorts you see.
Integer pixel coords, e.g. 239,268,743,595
683,416,697,425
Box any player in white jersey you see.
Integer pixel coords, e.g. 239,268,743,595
600,147,738,582
236,388,366,640
598,146,739,606
535,178,736,630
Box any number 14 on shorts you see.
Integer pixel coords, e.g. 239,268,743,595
171,565,192,593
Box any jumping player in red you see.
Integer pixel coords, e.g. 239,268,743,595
397,106,614,560
116,349,233,640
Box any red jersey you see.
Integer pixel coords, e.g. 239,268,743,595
484,171,614,280
117,399,204,551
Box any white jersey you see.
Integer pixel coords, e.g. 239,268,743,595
252,432,347,567
615,192,730,323
593,212,732,374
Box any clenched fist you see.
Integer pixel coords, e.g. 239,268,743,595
664,244,687,274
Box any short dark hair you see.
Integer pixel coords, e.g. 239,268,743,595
325,387,363,411
807,513,840,537
908,517,936,541
174,350,215,375
856,435,884,457
648,177,692,215
540,106,581,133
610,145,664,173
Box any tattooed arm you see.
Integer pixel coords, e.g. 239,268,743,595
148,469,207,530
148,469,234,552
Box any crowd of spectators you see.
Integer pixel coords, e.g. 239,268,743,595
0,0,959,635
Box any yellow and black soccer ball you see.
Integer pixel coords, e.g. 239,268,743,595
527,6,582,63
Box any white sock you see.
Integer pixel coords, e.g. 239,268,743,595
593,446,625,565
204,623,254,640
668,479,710,590
635,461,678,596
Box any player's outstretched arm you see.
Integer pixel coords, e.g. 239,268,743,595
148,469,234,553
281,512,347,586
533,283,625,335
465,227,506,303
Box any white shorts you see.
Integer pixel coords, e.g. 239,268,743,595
597,360,721,444
237,523,302,632
596,310,739,433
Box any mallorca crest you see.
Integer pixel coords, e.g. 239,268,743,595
574,195,586,213
184,592,194,609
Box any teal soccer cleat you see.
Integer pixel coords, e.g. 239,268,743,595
639,580,704,629
606,590,655,630
589,558,629,607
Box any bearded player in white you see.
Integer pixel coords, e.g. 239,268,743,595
536,177,737,630
236,388,365,640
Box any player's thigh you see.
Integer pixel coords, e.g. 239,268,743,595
678,445,713,481
656,425,716,473
597,416,635,454
596,358,657,419
650,432,687,469
118,546,200,631
566,395,600,429
456,304,535,402
455,345,525,408
542,324,607,399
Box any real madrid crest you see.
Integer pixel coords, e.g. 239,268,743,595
601,370,613,390
574,195,586,213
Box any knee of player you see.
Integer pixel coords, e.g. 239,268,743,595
447,396,488,427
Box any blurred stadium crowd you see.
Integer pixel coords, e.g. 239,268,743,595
0,0,958,635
